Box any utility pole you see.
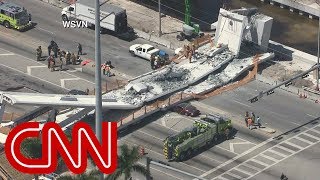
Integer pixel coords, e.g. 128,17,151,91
95,0,103,179
158,0,162,36
316,17,320,91
146,157,151,180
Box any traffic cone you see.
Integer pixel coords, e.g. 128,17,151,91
139,146,145,156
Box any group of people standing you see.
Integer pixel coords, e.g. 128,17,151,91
36,40,83,72
245,111,261,130
101,60,114,77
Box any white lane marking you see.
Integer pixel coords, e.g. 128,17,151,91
233,167,252,176
241,163,262,172
137,130,164,141
226,171,243,179
60,78,81,88
199,138,274,178
293,136,313,144
0,53,15,56
27,65,47,75
143,163,184,180
0,47,95,85
232,100,251,108
284,141,303,150
276,144,295,154
37,27,55,35
235,136,256,145
0,64,69,90
215,145,238,155
303,131,320,140
259,153,278,162
250,158,270,167
306,113,317,118
266,150,286,158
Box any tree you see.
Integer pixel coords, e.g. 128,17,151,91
106,144,150,180
21,137,42,180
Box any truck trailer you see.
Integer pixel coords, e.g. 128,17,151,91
61,0,134,40
0,1,32,30
163,114,232,161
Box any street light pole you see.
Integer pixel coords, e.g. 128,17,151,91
95,0,103,179
316,17,320,91
158,0,162,36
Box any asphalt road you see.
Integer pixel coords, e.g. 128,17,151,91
119,80,320,180
201,80,320,135
1,0,173,79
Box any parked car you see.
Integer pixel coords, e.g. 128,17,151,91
68,89,88,95
172,103,200,117
129,44,160,60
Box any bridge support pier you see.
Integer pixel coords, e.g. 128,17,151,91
0,103,6,124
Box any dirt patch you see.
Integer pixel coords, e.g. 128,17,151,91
108,0,191,48
261,64,314,88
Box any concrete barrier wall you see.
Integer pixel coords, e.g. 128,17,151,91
269,40,318,65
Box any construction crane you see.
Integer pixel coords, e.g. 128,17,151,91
176,0,203,41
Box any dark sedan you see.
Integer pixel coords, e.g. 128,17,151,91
172,103,201,117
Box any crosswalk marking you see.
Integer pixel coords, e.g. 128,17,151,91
302,132,320,141
241,163,261,172
311,127,320,133
294,136,313,144
212,124,320,180
233,168,252,176
250,158,270,167
285,141,303,149
260,153,279,162
276,144,296,154
216,176,229,180
307,129,320,137
267,149,286,158
226,171,243,179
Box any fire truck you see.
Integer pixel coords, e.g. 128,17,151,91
163,114,232,161
0,1,31,30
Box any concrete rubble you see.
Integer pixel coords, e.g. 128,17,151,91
104,41,237,105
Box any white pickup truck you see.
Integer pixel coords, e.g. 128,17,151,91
129,44,160,61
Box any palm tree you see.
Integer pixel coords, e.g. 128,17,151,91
106,144,150,180
21,137,42,180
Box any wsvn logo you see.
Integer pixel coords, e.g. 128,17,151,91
5,122,117,174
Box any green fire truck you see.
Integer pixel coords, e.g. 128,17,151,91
163,114,232,161
0,1,31,30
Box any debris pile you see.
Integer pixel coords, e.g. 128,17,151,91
104,41,273,106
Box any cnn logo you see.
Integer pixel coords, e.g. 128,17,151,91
5,122,117,174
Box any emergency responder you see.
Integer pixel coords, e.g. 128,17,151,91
105,65,111,77
154,56,159,69
256,116,261,128
251,112,256,123
71,53,76,65
248,117,253,130
150,55,155,70
52,43,58,58
49,57,55,72
36,46,42,61
47,55,53,69
225,128,230,140
77,43,82,55
48,44,52,56
77,55,81,63
102,63,106,75
105,60,114,68
245,111,249,127
57,55,63,71
65,51,71,64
